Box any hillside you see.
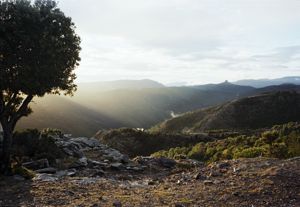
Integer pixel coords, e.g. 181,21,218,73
16,79,300,136
152,91,300,133
17,81,254,135
16,96,123,137
193,80,255,94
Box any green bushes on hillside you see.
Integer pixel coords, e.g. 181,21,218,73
152,122,300,162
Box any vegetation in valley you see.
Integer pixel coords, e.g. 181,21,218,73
95,128,213,157
152,122,300,163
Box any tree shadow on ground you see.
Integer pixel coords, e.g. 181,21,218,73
0,176,34,207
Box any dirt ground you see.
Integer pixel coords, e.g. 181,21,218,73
0,157,300,207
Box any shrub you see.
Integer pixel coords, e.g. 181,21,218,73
151,122,300,163
187,143,206,161
233,147,265,159
261,131,279,144
270,143,288,158
285,131,300,157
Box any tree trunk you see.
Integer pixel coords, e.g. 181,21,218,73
0,122,13,175
0,94,33,174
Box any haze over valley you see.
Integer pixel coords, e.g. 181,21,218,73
17,76,300,136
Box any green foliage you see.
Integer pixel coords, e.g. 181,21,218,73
0,0,80,172
12,128,65,164
233,147,265,158
262,131,279,144
187,143,206,161
152,122,300,163
270,143,288,159
0,0,81,95
284,131,300,157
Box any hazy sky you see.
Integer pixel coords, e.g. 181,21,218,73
58,0,300,85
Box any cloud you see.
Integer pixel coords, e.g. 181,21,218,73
58,0,300,84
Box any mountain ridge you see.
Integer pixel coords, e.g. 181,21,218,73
233,76,300,88
16,78,300,136
151,91,300,133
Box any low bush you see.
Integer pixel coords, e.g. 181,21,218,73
12,128,65,165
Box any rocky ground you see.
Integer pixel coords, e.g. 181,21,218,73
0,135,299,207
0,157,299,207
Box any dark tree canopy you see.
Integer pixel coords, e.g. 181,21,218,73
0,0,81,173
0,0,81,96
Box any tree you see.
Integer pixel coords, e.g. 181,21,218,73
0,0,81,174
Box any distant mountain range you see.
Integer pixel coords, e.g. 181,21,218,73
233,76,300,88
16,77,300,136
151,91,300,133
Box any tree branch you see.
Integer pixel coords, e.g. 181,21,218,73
10,94,33,128
0,90,4,116
5,92,18,109
16,94,33,116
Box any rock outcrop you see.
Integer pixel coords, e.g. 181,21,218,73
23,133,182,181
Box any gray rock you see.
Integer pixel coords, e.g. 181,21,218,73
194,172,206,180
203,180,214,185
59,141,83,157
91,169,105,177
66,169,77,176
35,167,57,174
56,169,77,177
78,157,88,166
103,149,129,163
111,163,124,170
216,162,231,169
13,175,25,181
70,137,101,148
113,201,122,207
76,177,98,185
157,157,177,168
22,159,49,170
33,174,58,182
175,203,186,207
133,156,176,168
72,157,88,168
209,170,222,177
88,160,109,168
126,166,145,172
